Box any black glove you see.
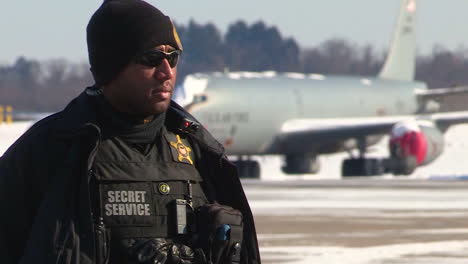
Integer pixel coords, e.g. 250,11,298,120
168,243,208,264
168,243,194,264
127,238,207,264
128,238,169,264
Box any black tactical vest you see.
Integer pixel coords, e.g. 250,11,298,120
91,127,209,262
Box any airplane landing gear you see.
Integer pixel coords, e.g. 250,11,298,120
233,158,261,179
341,138,385,177
384,156,418,175
341,158,384,177
341,138,419,176
342,157,418,177
282,153,320,174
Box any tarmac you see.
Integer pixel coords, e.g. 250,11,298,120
243,179,468,264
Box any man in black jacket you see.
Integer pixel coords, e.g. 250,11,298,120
0,0,261,263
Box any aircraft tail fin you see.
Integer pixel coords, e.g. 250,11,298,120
378,0,417,81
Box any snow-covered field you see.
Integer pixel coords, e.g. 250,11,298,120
244,180,468,264
260,241,468,264
0,121,33,155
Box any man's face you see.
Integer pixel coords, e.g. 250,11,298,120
103,45,178,116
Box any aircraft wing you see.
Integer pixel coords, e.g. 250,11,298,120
416,86,468,101
431,111,468,130
266,111,468,154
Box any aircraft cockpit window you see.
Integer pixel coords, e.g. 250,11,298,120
193,94,208,104
185,94,208,112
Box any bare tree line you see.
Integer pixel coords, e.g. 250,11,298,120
1,20,467,112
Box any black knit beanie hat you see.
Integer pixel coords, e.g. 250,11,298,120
87,0,183,86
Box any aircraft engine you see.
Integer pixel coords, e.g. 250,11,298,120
388,121,444,174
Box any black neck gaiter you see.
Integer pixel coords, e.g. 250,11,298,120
95,94,166,144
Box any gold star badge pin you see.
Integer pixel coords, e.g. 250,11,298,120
170,135,194,165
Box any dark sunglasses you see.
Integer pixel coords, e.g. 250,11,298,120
133,49,182,68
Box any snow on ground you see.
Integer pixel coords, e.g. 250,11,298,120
0,121,34,155
260,241,468,264
250,183,468,264
246,187,468,213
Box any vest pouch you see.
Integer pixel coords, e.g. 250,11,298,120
151,180,209,237
100,182,155,227
195,203,243,264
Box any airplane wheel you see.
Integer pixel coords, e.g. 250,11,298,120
234,160,261,179
342,158,384,177
248,161,260,179
282,154,320,174
392,156,417,175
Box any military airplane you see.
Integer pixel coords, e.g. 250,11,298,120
176,0,468,178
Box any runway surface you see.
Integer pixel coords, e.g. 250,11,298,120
243,179,468,264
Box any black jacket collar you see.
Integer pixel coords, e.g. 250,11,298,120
55,87,225,155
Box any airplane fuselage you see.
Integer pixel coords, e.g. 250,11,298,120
186,72,427,155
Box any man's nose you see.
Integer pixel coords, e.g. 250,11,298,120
153,59,174,81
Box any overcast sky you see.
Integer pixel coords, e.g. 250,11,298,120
1,0,467,64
